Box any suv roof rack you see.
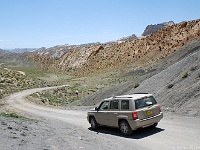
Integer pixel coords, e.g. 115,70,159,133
112,93,149,99
131,93,148,94
113,96,133,98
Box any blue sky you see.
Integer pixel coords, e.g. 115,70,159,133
0,0,200,49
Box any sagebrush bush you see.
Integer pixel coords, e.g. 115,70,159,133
134,83,140,88
182,72,188,79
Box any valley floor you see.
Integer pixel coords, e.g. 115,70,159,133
1,87,200,150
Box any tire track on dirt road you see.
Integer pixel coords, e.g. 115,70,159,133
6,86,89,128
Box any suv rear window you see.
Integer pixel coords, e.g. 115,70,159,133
135,96,157,109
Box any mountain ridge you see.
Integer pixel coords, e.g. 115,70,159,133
24,19,200,75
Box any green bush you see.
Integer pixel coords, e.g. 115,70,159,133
182,72,188,79
134,83,140,88
0,112,31,120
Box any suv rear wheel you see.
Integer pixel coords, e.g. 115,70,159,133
152,123,158,128
90,117,98,130
119,120,132,136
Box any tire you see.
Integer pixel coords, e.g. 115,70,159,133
152,123,158,127
90,117,98,130
119,120,132,136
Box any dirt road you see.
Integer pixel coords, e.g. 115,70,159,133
3,87,200,150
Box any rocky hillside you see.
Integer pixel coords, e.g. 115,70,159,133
32,34,138,59
0,67,46,99
0,51,36,67
34,43,102,58
25,19,200,75
129,39,200,116
142,21,175,36
78,38,200,116
74,19,200,75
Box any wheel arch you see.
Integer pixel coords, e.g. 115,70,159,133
118,118,128,128
118,115,129,127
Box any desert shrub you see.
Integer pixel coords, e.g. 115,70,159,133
167,84,174,89
0,112,29,120
182,72,188,79
134,83,140,88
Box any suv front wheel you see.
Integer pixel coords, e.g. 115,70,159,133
90,117,98,130
119,120,132,136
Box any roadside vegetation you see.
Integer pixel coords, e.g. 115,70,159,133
28,85,98,106
0,112,34,121
27,71,135,107
0,66,47,99
0,58,134,107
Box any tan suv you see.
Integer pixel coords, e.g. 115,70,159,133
87,93,163,135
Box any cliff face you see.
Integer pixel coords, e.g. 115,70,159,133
26,19,200,75
142,21,175,36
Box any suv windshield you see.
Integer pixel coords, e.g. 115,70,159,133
135,96,157,109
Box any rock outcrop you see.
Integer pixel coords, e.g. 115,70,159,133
142,21,175,36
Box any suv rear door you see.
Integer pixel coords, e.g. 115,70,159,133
107,100,119,127
134,96,160,120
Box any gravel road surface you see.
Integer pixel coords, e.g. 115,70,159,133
1,87,200,150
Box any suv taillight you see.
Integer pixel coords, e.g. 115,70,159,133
132,111,138,120
158,104,161,113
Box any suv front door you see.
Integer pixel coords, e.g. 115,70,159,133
95,101,109,126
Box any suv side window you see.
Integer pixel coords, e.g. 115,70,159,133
121,100,129,110
110,100,119,110
99,101,109,111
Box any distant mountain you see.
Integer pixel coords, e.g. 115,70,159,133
7,48,37,53
142,21,175,36
34,43,102,58
0,48,6,52
33,34,138,59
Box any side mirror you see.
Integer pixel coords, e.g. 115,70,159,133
95,107,99,111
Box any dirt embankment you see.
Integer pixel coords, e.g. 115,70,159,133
80,39,200,116
129,42,200,116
